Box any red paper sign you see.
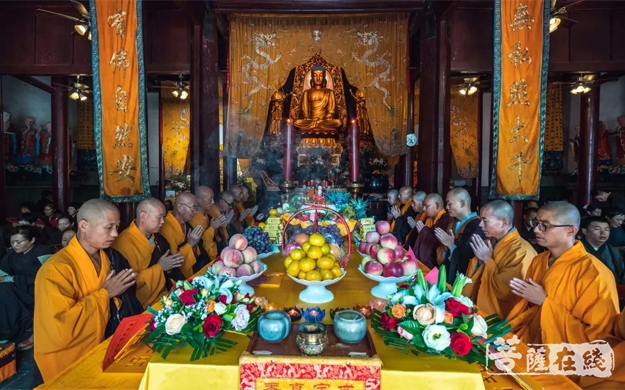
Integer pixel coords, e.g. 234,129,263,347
103,313,153,371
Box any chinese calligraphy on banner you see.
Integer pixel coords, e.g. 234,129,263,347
491,1,550,199
91,0,150,201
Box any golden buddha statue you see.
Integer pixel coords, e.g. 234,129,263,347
294,65,345,133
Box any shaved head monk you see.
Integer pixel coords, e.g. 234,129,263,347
390,186,416,248
412,193,453,270
436,187,485,284
229,186,245,233
159,192,205,278
190,186,231,260
34,199,143,382
507,202,619,351
464,200,536,318
218,191,240,238
233,185,258,228
112,198,184,308
405,191,427,249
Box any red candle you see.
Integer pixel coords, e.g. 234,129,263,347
284,118,294,181
349,119,360,182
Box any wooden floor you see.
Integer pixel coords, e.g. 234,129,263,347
0,348,37,390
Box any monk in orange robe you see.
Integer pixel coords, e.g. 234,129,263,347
464,200,536,318
160,192,205,278
507,201,619,348
240,185,258,227
34,199,142,382
112,198,184,308
218,191,241,239
390,186,415,246
191,186,234,260
412,193,453,270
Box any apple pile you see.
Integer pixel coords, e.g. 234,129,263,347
358,221,418,278
211,234,264,277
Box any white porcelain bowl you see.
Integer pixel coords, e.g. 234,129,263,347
287,269,346,304
209,263,267,296
358,265,414,299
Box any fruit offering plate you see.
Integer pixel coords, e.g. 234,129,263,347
287,269,347,304
209,263,268,296
358,265,414,299
256,244,280,260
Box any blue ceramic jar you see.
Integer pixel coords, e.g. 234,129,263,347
333,310,367,344
257,310,291,342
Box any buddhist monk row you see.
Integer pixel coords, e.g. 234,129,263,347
33,185,261,383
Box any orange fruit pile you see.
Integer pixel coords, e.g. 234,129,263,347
284,233,343,281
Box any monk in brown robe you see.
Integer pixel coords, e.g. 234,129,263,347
507,201,619,350
390,186,415,246
405,191,427,249
229,186,245,234
464,200,536,318
34,199,142,382
159,193,205,278
435,187,485,284
413,193,453,270
112,198,184,308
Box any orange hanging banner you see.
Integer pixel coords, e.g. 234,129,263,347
491,0,550,199
91,0,150,201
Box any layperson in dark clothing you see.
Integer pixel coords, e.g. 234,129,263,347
605,208,625,251
0,226,53,350
580,216,625,285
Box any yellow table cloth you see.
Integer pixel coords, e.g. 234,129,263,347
40,252,579,390
137,252,485,390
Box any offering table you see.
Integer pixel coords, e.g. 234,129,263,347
38,252,579,390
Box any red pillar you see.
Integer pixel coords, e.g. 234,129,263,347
510,200,524,232
118,202,136,231
401,73,415,189
473,90,483,204
190,13,220,193
51,76,69,213
417,9,451,195
578,88,600,208
436,18,452,196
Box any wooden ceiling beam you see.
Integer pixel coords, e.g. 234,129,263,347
172,0,205,25
213,0,424,13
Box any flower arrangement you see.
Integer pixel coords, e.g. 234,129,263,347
144,273,264,361
371,266,510,366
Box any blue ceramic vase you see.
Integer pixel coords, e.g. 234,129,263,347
333,310,367,344
257,310,291,342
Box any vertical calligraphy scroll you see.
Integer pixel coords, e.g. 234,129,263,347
491,1,550,199
91,0,150,201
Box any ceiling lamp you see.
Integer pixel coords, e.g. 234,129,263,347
69,90,80,100
570,77,592,94
459,80,479,96
180,90,188,100
549,17,561,33
172,89,180,98
79,93,88,101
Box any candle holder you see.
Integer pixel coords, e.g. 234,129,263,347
368,298,387,312
347,181,365,199
353,304,372,319
296,322,328,356
264,303,280,312
284,306,302,322
302,307,326,323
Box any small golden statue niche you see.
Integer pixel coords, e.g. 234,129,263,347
293,64,346,133
268,90,286,136
350,89,374,151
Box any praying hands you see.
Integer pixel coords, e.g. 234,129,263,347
469,234,493,264
510,277,546,306
434,228,455,248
